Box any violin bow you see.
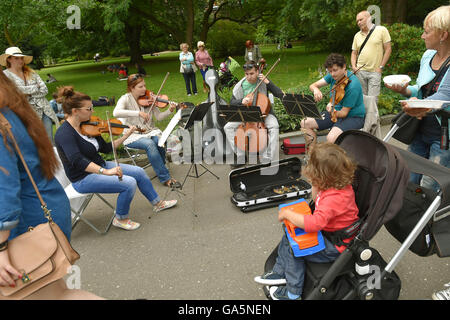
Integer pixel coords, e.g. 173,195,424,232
105,111,122,181
146,71,170,114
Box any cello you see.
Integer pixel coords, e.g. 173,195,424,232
234,58,280,155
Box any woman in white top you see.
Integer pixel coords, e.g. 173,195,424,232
0,47,58,143
113,74,181,188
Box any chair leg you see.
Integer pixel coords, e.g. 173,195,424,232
70,193,116,235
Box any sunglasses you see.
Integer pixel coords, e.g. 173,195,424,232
131,74,143,81
243,64,256,70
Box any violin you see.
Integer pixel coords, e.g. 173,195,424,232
329,75,351,123
80,115,144,137
327,64,366,123
138,90,179,109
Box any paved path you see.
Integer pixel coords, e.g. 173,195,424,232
70,125,449,300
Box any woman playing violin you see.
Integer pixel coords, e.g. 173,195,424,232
301,53,365,146
113,74,180,188
54,86,177,231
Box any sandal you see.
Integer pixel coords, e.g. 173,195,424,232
165,179,181,189
112,218,141,231
154,200,177,213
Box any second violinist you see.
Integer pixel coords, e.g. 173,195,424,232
113,74,181,188
301,53,365,146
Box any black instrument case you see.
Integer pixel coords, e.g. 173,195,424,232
229,157,312,213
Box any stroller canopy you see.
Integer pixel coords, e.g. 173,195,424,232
335,130,410,241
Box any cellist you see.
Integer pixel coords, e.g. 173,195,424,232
224,60,284,167
301,53,365,147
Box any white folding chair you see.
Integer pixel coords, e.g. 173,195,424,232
53,148,116,235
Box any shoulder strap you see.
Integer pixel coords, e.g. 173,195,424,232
356,25,376,64
0,111,52,221
424,55,450,98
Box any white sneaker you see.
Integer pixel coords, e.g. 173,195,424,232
432,282,450,300
154,200,177,213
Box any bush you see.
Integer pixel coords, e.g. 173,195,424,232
384,23,425,75
207,21,256,60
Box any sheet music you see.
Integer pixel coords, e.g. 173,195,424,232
158,108,182,147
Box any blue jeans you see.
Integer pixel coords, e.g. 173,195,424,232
272,232,340,296
408,132,450,192
72,161,160,219
127,136,171,184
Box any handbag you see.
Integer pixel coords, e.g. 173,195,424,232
0,112,80,300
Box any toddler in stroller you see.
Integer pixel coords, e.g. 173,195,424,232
217,56,240,92
257,130,450,300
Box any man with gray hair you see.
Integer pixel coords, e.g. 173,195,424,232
351,10,392,98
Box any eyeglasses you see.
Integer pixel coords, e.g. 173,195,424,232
79,105,93,111
243,64,256,70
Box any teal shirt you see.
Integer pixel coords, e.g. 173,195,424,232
242,80,257,97
324,71,365,118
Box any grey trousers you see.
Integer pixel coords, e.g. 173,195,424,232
356,70,382,97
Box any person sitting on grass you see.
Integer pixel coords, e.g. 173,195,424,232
254,142,359,300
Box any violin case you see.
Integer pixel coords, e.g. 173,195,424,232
281,136,306,155
229,157,312,213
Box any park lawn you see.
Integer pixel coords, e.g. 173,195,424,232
38,44,329,131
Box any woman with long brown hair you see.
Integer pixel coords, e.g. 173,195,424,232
0,71,101,299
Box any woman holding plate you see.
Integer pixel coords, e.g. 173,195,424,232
385,5,450,192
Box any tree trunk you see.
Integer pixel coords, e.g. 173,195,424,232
124,21,143,64
185,0,195,47
381,0,407,24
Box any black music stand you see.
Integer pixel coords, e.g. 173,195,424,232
281,93,322,119
179,102,220,189
216,104,264,123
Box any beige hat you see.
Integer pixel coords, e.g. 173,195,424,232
0,47,33,66
197,41,205,48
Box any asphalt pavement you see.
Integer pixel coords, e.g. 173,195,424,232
69,125,449,300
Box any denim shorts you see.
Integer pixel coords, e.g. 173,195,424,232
316,111,365,132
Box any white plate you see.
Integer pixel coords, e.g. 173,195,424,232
383,74,411,86
399,99,450,109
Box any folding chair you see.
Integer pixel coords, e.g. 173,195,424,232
53,148,116,235
123,145,158,180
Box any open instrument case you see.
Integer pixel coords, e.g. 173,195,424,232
229,157,312,213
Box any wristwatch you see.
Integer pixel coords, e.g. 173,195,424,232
99,167,105,174
379,65,384,70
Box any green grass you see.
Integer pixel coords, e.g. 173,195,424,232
37,44,328,130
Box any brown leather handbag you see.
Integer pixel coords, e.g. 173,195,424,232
0,112,79,300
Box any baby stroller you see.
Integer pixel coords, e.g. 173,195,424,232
217,56,240,92
261,129,450,300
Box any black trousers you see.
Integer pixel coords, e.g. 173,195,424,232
182,72,197,94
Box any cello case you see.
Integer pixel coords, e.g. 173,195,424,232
202,68,234,162
229,157,312,213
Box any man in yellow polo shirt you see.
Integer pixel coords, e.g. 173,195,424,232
351,10,392,98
